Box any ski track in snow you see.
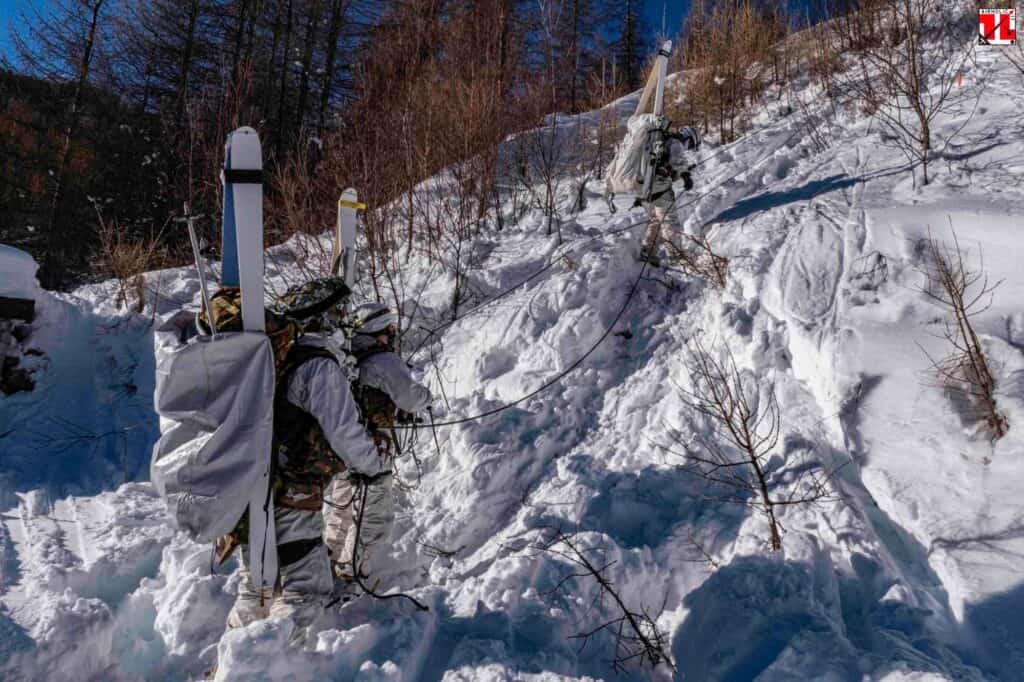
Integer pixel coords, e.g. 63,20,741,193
2,32,1024,682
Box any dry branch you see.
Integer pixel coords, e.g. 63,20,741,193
535,528,675,675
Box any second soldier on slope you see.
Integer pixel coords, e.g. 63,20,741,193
325,302,432,596
640,122,701,267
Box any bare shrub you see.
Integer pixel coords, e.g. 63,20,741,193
667,340,836,551
917,228,1008,441
93,205,165,313
1005,29,1024,79
515,108,571,242
665,235,729,289
534,527,675,675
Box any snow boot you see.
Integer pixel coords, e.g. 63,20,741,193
639,243,663,268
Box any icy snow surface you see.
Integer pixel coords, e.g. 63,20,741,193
2,38,1024,682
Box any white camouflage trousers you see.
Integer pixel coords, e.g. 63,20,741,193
644,188,682,253
323,473,394,582
226,505,332,640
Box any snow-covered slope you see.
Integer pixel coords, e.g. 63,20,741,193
2,34,1024,682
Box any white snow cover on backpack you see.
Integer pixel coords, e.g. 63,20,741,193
604,113,663,196
150,316,277,588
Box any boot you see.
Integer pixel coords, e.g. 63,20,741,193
639,242,662,268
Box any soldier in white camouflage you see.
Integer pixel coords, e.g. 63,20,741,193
641,123,701,266
324,302,432,594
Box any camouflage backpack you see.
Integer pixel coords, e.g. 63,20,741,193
197,287,299,378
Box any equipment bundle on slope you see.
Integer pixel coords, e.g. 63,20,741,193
604,40,673,212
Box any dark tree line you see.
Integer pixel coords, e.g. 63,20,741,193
1,0,650,289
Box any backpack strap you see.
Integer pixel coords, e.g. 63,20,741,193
352,344,390,364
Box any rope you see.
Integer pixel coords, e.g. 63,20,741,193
397,256,649,429
396,128,799,430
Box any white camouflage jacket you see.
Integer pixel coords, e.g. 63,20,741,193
284,336,384,476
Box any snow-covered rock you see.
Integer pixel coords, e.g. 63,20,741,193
0,244,39,300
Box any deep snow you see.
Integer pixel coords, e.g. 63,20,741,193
2,26,1024,682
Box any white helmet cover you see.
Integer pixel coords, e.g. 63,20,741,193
354,302,398,334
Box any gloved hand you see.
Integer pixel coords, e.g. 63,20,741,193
682,171,693,191
632,197,642,208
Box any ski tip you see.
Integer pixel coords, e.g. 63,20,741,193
338,188,365,210
233,126,259,138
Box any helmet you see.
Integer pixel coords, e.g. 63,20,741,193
275,276,351,329
354,302,398,335
677,125,701,151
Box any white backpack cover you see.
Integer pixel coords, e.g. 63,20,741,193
151,317,277,587
604,113,663,197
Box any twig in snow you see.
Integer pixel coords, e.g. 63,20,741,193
534,527,676,675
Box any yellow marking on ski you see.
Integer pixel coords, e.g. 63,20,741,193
338,199,366,210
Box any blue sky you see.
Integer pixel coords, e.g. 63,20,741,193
0,0,28,62
0,1,696,67
644,0,690,38
0,1,713,68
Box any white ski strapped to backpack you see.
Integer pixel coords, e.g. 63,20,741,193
151,127,279,591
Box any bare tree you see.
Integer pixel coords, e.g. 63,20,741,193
1005,25,1024,80
9,0,109,286
672,0,788,143
534,527,676,675
667,340,836,551
917,228,1008,441
839,0,970,186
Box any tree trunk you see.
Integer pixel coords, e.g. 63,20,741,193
318,0,346,132
275,0,295,159
174,0,201,129
228,0,251,88
43,0,105,287
295,0,323,141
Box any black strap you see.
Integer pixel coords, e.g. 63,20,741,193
278,537,322,566
224,168,263,184
356,307,393,334
650,187,673,202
